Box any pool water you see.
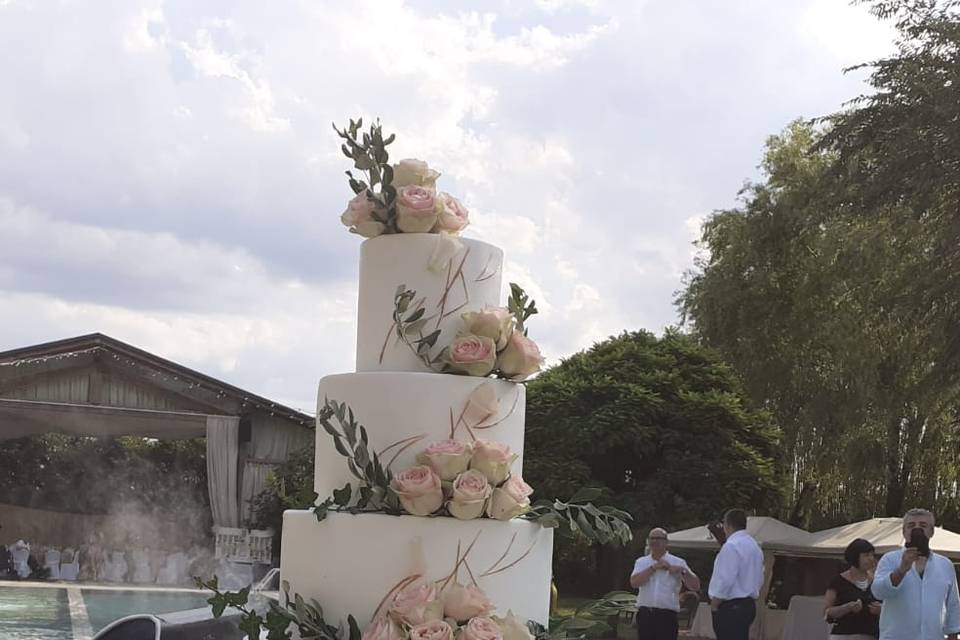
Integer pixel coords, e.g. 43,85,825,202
0,587,68,640
0,585,212,639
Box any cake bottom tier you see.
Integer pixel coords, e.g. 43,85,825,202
280,510,554,627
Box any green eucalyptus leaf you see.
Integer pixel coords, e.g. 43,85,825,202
332,483,352,507
333,436,351,458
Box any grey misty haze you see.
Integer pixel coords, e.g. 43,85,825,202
0,0,895,412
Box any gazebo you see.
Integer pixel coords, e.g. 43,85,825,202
0,333,313,555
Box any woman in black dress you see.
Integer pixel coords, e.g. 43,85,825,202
823,538,881,640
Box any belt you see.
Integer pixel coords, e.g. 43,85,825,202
637,606,679,613
718,597,754,607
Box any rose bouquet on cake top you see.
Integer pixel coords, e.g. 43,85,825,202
335,118,469,238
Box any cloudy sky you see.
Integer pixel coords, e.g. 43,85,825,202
0,0,895,412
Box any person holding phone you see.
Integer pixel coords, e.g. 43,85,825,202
823,538,880,639
872,508,960,640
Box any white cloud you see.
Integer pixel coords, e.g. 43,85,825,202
0,0,896,405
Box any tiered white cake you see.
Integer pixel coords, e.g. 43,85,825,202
280,232,554,628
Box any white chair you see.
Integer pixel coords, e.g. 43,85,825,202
156,551,189,585
44,547,61,580
10,541,30,579
103,550,128,583
132,549,153,583
781,595,830,640
214,558,254,590
60,548,80,581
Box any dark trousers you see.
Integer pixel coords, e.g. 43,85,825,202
711,598,755,640
635,607,678,640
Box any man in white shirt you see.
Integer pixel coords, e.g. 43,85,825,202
872,508,960,640
630,527,701,640
708,509,764,640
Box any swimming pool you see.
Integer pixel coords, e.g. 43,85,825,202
0,583,212,639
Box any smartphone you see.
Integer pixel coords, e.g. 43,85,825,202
908,528,930,557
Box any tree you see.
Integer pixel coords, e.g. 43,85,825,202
680,0,960,524
0,434,209,515
822,0,960,390
680,117,960,526
523,330,783,593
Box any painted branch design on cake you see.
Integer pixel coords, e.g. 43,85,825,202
378,234,501,369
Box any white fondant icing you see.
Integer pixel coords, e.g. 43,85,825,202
280,511,553,626
357,234,504,373
315,372,526,498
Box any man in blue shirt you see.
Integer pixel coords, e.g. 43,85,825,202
872,508,960,640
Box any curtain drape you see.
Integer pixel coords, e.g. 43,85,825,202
240,460,275,524
206,415,240,528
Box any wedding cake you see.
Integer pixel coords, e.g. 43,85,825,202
279,120,555,636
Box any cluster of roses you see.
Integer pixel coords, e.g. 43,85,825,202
364,578,533,640
341,159,469,238
389,440,533,521
445,307,543,382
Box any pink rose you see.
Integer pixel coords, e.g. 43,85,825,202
409,620,454,640
436,192,469,234
447,335,497,377
462,617,504,640
495,333,544,381
363,617,405,640
447,470,492,520
461,307,514,350
469,440,517,485
340,192,386,238
417,440,473,481
487,476,533,521
392,158,440,190
442,582,494,622
493,612,534,640
390,465,444,516
390,580,444,626
396,185,439,233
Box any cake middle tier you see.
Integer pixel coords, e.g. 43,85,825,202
315,372,526,498
357,234,504,373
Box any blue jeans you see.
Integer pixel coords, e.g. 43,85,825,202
711,598,756,640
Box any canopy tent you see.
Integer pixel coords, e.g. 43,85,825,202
0,333,313,540
766,517,960,560
668,516,812,551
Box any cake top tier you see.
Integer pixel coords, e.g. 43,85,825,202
357,234,505,373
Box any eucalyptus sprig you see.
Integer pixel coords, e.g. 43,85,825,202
195,576,361,640
546,591,637,640
314,399,401,521
393,285,445,371
522,488,633,546
333,117,398,230
508,283,538,336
